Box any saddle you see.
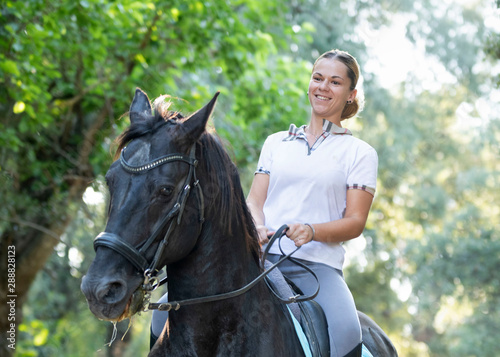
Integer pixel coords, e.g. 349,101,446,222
264,261,330,357
265,262,384,357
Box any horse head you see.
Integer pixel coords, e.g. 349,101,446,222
81,88,219,322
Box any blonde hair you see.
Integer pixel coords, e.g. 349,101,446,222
313,49,364,120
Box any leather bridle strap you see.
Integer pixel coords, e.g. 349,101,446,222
94,232,150,273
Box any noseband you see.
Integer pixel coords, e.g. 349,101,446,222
93,142,204,286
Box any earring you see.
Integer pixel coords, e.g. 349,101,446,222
347,100,352,104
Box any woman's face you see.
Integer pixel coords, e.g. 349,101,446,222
308,58,357,122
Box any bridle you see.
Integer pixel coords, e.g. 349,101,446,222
93,142,204,306
93,141,319,314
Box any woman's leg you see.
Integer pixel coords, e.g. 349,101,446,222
267,254,362,357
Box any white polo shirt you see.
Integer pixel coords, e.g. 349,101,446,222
256,119,378,270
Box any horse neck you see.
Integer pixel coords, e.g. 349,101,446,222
166,219,261,301
161,218,305,356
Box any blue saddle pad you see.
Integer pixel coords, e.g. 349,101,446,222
287,306,313,357
362,344,374,357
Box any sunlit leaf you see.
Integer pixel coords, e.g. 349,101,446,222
0,60,20,76
13,101,25,114
33,327,49,346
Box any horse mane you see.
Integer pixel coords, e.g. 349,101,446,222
198,133,261,264
114,98,261,266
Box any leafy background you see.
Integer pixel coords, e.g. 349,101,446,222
1,0,499,356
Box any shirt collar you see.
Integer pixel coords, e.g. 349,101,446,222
321,119,352,136
284,119,352,141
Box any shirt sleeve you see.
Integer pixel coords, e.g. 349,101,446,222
346,146,378,195
255,135,274,175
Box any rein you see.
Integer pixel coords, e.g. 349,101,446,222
148,225,320,312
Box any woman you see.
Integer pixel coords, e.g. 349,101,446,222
246,49,378,357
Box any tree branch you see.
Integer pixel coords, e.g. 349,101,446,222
0,217,63,243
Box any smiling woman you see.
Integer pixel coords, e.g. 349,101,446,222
246,49,381,356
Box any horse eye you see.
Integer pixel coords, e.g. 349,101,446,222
159,186,173,196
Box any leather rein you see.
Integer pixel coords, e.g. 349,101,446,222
148,225,320,312
93,142,318,314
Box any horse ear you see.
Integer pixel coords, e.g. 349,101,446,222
129,88,152,124
183,92,220,140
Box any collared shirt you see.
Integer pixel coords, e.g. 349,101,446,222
255,120,378,269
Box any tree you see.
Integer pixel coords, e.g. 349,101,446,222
359,1,500,354
0,1,301,354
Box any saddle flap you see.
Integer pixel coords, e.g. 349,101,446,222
299,299,330,357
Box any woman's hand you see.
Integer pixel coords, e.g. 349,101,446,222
287,223,314,247
256,225,275,246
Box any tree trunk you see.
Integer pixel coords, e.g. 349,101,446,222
0,103,111,356
0,184,89,356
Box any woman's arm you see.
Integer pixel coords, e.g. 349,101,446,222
287,189,374,247
246,173,271,245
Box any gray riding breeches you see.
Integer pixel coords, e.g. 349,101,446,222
266,254,362,357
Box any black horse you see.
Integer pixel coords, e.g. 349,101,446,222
81,89,397,357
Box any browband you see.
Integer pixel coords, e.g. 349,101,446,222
120,146,196,174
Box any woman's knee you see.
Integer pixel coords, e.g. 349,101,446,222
328,313,361,356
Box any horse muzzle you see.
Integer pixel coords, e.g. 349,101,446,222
81,273,141,322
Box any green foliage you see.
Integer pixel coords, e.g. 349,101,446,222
406,0,488,92
484,3,500,88
0,0,310,354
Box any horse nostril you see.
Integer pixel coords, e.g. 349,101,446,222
96,280,127,304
